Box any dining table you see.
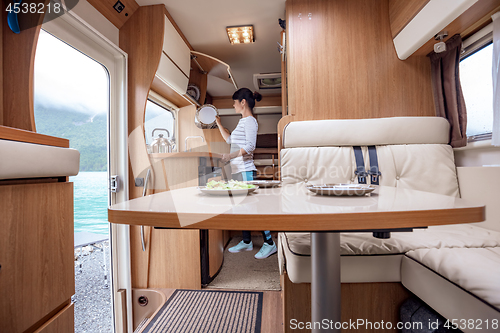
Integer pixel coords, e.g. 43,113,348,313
108,184,485,333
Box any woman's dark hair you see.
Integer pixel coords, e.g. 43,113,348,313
232,88,262,110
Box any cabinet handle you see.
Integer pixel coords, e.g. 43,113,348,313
140,226,146,252
140,169,151,251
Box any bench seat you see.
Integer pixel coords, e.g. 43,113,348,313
279,224,500,283
402,247,500,332
278,117,497,331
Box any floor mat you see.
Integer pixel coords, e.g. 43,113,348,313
143,289,263,333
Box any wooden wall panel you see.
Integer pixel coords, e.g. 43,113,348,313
177,104,229,154
0,125,69,147
119,5,164,200
286,0,435,122
2,0,48,131
281,272,411,333
0,6,3,126
88,0,139,29
281,31,288,116
130,225,151,289
120,5,164,290
178,105,207,152
413,0,500,57
389,0,430,38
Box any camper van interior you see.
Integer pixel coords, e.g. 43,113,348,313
2,0,500,332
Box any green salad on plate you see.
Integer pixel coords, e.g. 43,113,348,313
205,180,256,190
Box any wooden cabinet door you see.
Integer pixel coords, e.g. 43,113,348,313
147,229,201,289
0,182,74,333
34,303,74,333
208,229,224,277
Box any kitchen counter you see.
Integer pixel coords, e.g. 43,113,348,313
148,151,225,192
149,152,223,159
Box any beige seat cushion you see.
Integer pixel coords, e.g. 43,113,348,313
281,144,460,197
405,247,500,310
0,139,80,180
279,232,404,283
402,248,500,332
279,225,500,283
282,117,450,148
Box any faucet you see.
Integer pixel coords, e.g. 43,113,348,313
185,136,205,152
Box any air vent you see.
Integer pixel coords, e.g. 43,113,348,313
253,73,281,92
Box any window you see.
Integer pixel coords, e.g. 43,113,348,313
144,99,175,147
34,29,109,172
460,29,493,139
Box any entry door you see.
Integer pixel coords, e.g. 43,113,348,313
41,12,132,333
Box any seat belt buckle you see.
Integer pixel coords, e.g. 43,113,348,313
354,170,368,184
368,168,381,184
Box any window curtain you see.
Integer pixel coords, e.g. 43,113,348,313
429,34,467,148
492,12,500,146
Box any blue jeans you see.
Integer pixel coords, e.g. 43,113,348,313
232,171,255,182
232,171,273,245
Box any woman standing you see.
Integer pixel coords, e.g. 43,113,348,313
215,88,277,259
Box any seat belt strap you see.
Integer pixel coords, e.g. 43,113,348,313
367,145,381,185
353,146,367,184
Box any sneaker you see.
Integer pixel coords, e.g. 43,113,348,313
255,242,277,259
228,240,253,253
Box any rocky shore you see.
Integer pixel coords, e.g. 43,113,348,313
73,241,113,333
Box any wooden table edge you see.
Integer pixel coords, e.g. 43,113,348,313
108,206,485,231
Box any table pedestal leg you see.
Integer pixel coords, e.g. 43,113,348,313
312,232,341,333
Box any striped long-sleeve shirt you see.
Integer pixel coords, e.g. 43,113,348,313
226,116,258,174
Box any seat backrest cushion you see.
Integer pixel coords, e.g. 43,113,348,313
457,166,500,231
281,117,460,197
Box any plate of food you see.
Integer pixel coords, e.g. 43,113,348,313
245,180,281,188
198,180,258,196
306,183,376,196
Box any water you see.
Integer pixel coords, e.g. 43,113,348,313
70,171,109,235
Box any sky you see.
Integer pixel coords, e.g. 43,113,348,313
34,29,109,116
459,43,494,136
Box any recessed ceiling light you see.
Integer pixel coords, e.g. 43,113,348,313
226,25,254,44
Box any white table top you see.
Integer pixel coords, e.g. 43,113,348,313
108,184,485,231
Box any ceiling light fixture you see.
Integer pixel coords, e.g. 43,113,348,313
226,25,254,44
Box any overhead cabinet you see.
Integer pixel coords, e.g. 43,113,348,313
156,16,191,95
